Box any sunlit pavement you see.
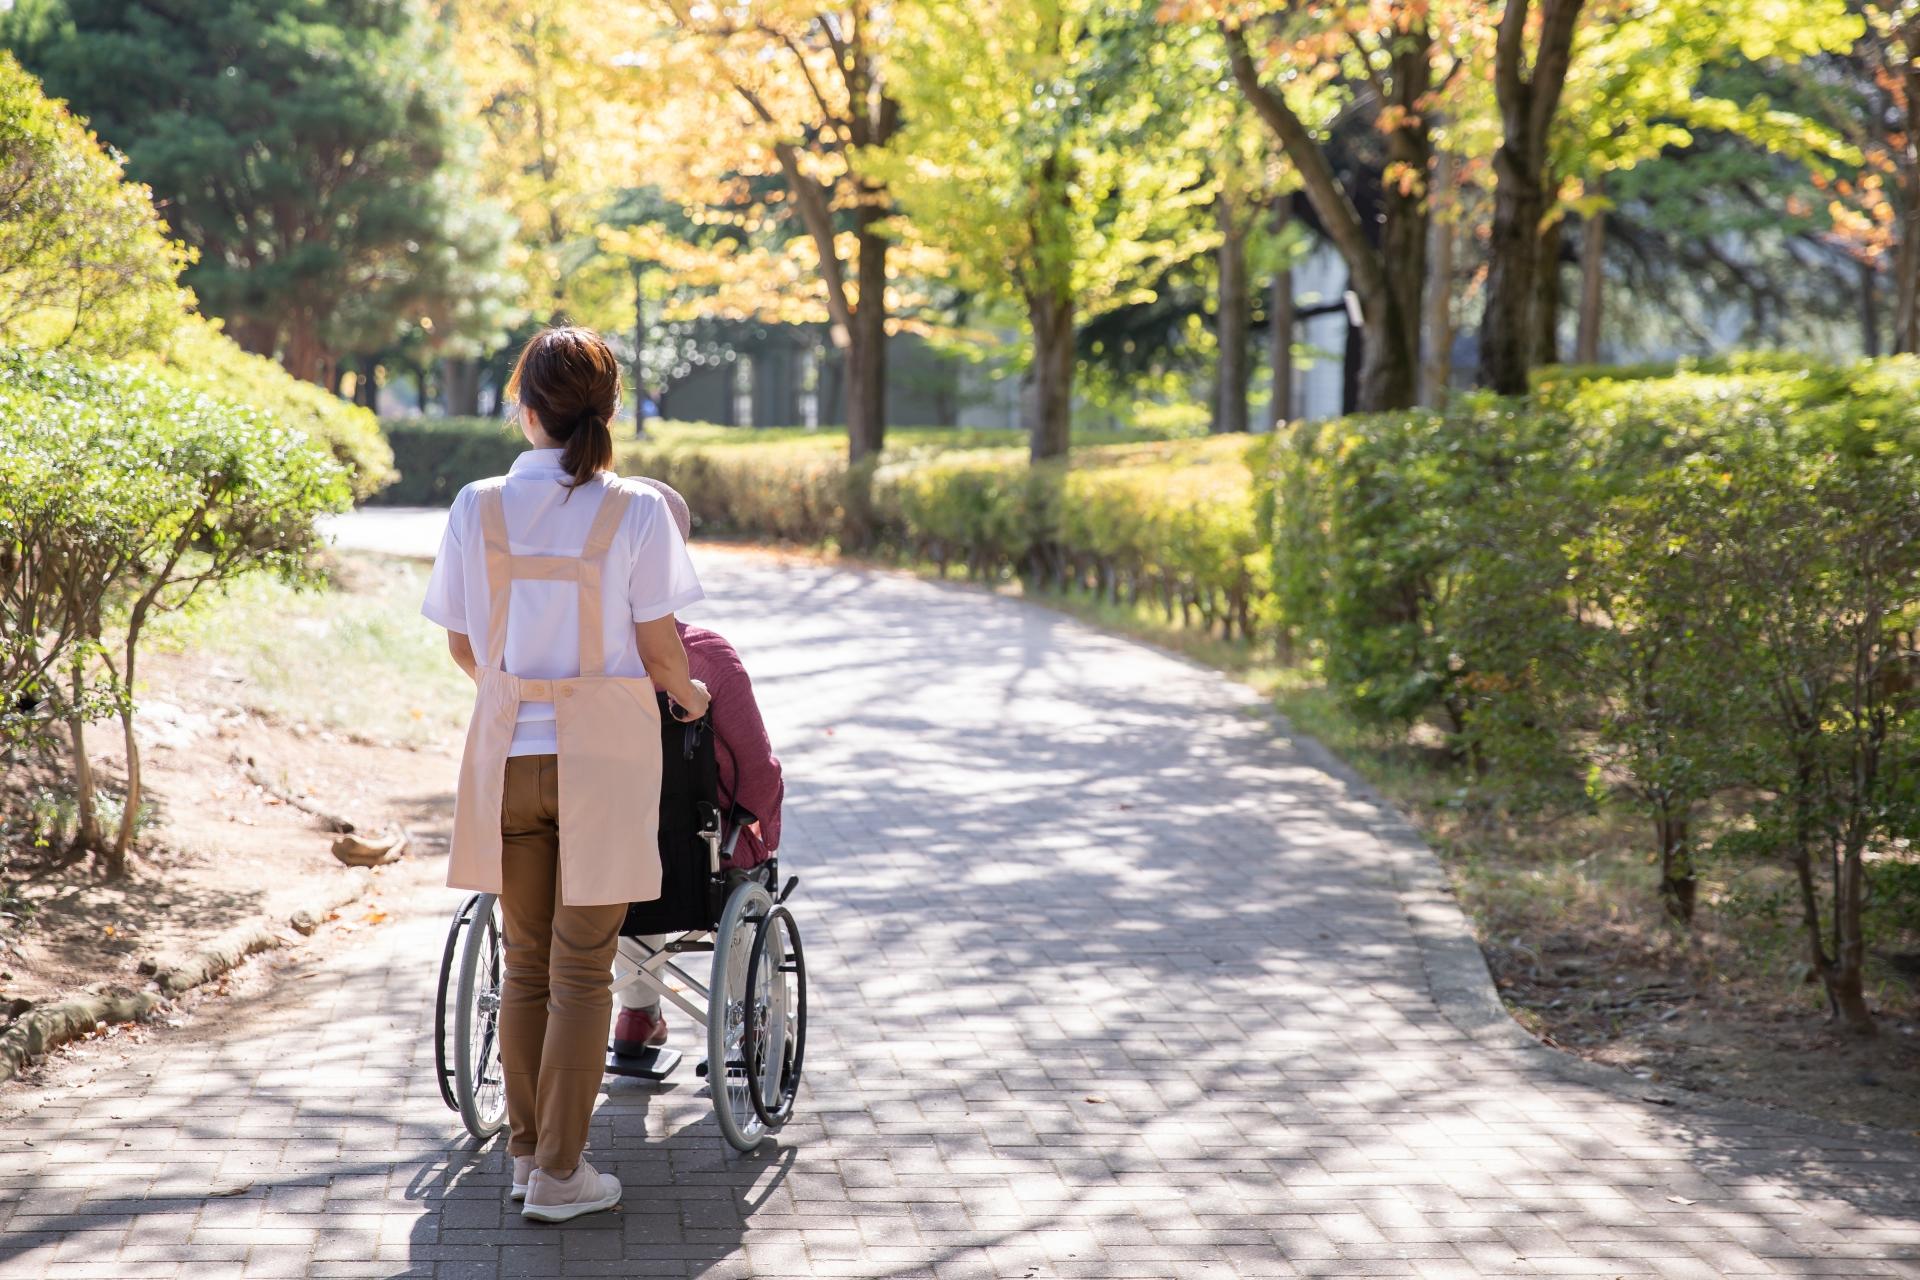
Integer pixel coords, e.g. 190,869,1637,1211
3,537,1918,1278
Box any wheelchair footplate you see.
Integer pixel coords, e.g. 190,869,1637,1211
605,1043,682,1081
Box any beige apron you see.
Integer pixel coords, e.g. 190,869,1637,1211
447,482,665,907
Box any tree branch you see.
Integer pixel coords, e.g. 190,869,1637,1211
1222,22,1387,307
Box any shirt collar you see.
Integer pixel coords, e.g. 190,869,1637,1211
507,448,566,476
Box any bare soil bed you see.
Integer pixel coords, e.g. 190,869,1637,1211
0,553,465,1069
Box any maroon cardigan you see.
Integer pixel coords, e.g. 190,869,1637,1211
681,623,783,868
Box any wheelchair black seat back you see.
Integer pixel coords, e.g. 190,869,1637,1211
622,692,728,936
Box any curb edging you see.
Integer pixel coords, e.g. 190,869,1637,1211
0,869,372,1086
1271,706,1920,1159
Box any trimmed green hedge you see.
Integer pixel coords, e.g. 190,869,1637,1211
1258,358,1920,1031
621,434,1263,640
374,415,524,506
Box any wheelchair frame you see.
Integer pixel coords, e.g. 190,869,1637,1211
433,815,806,1155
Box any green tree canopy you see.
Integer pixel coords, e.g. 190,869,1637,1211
0,50,189,355
4,0,503,386
874,0,1213,459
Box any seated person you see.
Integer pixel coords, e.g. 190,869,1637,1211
614,479,784,1055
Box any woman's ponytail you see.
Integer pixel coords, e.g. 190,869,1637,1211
560,409,614,492
504,327,622,497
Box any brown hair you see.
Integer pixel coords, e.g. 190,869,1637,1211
506,326,619,493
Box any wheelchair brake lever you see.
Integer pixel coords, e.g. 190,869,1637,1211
777,875,799,904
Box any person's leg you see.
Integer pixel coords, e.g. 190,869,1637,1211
496,754,559,1164
613,933,670,1054
531,753,626,1176
614,934,667,1011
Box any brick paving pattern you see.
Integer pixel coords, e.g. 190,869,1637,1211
4,551,1918,1278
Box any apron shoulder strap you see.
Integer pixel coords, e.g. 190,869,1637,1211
580,484,631,560
478,486,512,664
574,484,633,676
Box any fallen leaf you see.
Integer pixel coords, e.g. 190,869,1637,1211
209,1184,253,1198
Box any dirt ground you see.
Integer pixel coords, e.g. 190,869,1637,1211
1479,924,1920,1134
0,553,463,1053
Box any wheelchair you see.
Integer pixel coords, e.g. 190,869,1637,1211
434,695,807,1153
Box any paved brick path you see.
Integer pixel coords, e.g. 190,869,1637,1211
4,550,1919,1278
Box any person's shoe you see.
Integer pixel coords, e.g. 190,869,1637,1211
522,1160,621,1223
510,1155,534,1201
612,1005,668,1056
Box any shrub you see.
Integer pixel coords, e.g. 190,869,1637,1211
1262,359,1920,1031
0,351,351,873
373,415,524,506
149,315,393,499
0,51,189,355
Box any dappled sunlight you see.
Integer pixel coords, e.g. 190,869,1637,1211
4,555,1916,1276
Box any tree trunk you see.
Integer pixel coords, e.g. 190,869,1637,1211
1897,178,1920,353
65,651,100,857
1478,0,1587,394
1862,257,1882,357
1422,151,1456,407
227,316,277,358
1214,193,1251,434
1655,806,1696,925
1575,204,1607,364
1482,176,1548,394
1027,290,1074,461
1223,22,1426,413
414,366,430,414
280,314,334,388
1531,214,1564,370
1270,204,1295,430
444,358,482,416
353,363,380,411
1828,834,1876,1033
1341,308,1363,417
847,214,889,462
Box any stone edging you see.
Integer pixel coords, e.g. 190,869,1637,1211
0,869,372,1086
1275,713,1920,1158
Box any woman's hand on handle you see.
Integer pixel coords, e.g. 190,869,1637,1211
669,678,710,722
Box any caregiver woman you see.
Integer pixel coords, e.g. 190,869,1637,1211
421,326,708,1223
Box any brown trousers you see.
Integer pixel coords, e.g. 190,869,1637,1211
498,754,626,1174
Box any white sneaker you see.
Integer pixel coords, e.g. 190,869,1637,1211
509,1156,534,1201
521,1159,621,1222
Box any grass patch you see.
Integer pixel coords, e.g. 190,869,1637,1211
144,555,471,747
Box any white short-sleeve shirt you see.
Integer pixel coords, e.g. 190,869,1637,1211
421,450,704,756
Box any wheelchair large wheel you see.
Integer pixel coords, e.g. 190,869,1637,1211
743,905,806,1131
453,893,509,1139
432,895,476,1113
708,878,774,1152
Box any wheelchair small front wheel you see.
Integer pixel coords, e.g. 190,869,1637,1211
708,878,774,1152
453,893,508,1140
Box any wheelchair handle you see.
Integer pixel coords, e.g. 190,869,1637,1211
719,803,759,861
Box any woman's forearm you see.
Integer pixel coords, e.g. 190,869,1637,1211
446,630,478,681
634,616,700,705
